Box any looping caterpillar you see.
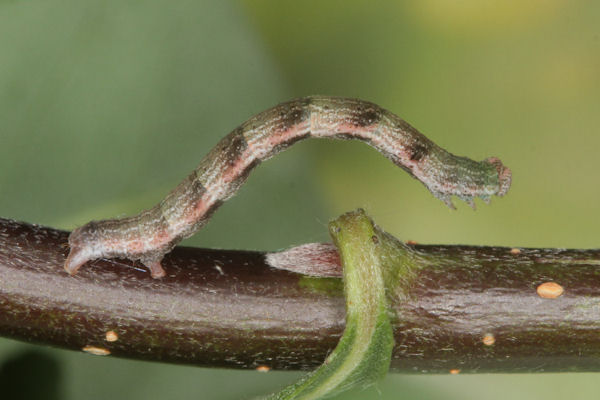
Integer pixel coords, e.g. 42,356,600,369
65,96,511,278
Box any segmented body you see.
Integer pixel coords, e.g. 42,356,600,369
65,96,511,278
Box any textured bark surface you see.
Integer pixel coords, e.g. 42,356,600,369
1,218,600,373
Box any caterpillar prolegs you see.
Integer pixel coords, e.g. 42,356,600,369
65,96,511,278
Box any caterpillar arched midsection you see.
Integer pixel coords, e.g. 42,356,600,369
65,96,511,278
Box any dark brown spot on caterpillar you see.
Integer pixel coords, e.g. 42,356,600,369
200,199,225,224
270,132,311,155
190,177,207,198
409,144,429,161
278,98,311,131
332,132,372,143
236,157,261,184
354,108,380,127
222,131,249,167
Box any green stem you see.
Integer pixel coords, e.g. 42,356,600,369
266,209,419,399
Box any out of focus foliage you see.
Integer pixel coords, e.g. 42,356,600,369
1,0,599,399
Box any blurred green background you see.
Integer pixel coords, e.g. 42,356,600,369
1,0,599,398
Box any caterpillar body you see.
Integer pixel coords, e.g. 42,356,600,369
65,96,511,278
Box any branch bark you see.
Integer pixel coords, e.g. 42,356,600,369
1,218,599,373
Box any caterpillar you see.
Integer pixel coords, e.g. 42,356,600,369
65,96,511,278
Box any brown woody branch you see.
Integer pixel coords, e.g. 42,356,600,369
1,218,600,373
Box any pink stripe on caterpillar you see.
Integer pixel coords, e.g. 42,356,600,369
245,120,311,159
65,96,511,278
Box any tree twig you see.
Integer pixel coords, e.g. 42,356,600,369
1,218,599,373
